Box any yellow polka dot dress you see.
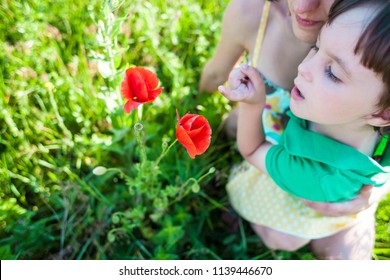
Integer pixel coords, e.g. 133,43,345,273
227,161,376,238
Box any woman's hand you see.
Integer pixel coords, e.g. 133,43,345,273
301,185,376,217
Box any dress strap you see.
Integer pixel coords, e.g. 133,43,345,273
252,0,271,66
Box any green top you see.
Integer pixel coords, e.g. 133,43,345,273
265,112,390,202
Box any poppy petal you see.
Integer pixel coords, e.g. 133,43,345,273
148,87,164,100
124,100,141,114
126,69,148,101
137,67,160,90
120,77,132,99
192,129,212,154
187,124,205,138
187,115,211,138
176,124,197,158
180,114,197,130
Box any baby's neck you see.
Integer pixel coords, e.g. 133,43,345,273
309,122,380,156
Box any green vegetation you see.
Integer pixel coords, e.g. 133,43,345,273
0,0,389,260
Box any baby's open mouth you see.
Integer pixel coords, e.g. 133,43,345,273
296,87,304,98
292,85,305,101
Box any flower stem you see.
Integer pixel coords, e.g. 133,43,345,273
135,129,147,168
153,139,178,169
171,169,215,203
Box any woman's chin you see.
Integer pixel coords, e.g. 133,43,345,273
291,23,320,44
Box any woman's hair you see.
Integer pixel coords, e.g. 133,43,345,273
329,0,390,134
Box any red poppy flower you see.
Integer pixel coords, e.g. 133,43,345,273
121,67,163,113
176,110,212,159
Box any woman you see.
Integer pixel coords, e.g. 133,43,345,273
200,0,390,259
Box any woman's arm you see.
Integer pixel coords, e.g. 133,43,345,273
302,183,390,216
199,0,264,93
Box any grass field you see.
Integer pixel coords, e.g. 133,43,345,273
1,0,389,260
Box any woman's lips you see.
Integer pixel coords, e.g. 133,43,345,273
295,14,322,28
291,86,305,101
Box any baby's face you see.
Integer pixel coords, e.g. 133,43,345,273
288,0,335,43
290,6,385,127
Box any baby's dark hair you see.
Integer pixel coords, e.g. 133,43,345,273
329,0,390,134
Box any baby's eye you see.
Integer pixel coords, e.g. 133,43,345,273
325,65,341,83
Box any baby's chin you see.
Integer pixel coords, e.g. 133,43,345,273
288,101,304,119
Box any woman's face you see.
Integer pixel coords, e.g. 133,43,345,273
288,0,335,43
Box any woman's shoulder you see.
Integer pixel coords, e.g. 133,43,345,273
225,0,265,29
222,0,266,43
228,0,265,13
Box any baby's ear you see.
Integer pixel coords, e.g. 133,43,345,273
368,109,390,127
